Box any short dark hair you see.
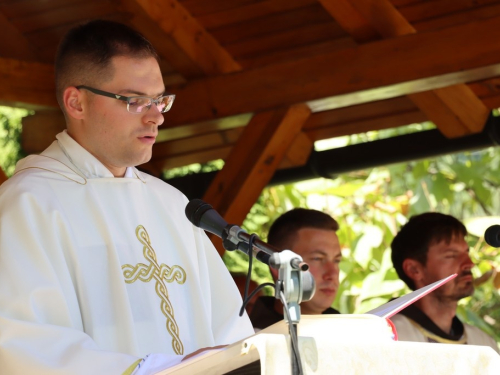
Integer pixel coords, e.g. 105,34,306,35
55,20,159,111
267,208,339,250
391,212,467,290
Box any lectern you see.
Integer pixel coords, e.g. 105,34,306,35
158,315,500,375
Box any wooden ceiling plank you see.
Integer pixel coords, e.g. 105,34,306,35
132,0,241,75
410,3,500,33
210,4,333,45
10,0,118,34
396,0,500,25
167,14,500,126
304,96,418,129
203,104,311,228
0,57,56,108
0,10,39,60
0,0,86,19
225,22,345,60
6,14,500,121
305,110,427,141
321,0,490,138
197,0,315,30
178,0,257,17
238,38,356,69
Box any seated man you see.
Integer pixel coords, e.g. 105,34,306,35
390,212,499,353
250,208,342,330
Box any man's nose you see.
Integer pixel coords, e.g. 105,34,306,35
144,103,165,126
461,254,475,271
323,261,338,280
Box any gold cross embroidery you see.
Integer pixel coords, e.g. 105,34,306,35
122,225,186,354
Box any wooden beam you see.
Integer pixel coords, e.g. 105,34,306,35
203,105,311,245
119,0,205,79
317,0,380,43
0,57,56,108
167,14,500,126
319,0,490,138
280,132,314,169
408,86,489,137
0,11,39,61
131,0,241,75
152,96,422,170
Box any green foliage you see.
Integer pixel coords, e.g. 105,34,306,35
162,160,225,179
0,106,29,176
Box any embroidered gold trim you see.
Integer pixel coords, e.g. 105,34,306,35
13,155,87,185
407,317,468,345
122,225,186,355
133,169,146,183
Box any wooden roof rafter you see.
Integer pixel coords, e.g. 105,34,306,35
1,0,500,224
318,0,489,138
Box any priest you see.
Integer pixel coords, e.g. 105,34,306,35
0,20,254,374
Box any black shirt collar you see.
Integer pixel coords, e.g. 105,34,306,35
399,304,464,340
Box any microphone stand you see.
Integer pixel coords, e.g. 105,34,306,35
270,250,315,375
224,226,315,375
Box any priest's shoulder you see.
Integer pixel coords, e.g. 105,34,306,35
3,154,86,187
134,169,188,200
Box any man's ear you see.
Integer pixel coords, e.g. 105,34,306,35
63,86,85,120
402,258,424,284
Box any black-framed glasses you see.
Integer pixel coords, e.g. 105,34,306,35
76,85,175,114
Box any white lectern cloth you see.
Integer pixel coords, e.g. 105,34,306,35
0,131,253,374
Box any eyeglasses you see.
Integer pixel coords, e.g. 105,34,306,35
76,85,175,114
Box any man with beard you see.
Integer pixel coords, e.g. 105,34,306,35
249,208,342,330
390,212,499,352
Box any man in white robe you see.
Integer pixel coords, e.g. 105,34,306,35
0,20,254,375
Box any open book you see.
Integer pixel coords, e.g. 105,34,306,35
366,273,457,318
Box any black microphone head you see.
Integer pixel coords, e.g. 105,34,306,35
484,225,500,247
185,199,229,237
185,199,213,227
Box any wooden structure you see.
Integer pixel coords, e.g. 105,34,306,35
2,0,500,246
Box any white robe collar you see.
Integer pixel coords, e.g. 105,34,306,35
55,130,137,180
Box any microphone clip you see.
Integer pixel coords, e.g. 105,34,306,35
221,224,242,251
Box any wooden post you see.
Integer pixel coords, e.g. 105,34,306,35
203,104,311,255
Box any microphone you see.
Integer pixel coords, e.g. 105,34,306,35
484,225,500,247
185,199,284,268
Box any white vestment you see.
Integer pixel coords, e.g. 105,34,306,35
391,314,499,354
0,131,254,374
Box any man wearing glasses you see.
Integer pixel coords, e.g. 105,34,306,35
0,20,253,374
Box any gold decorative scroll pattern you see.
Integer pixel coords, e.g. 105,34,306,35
122,225,187,354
